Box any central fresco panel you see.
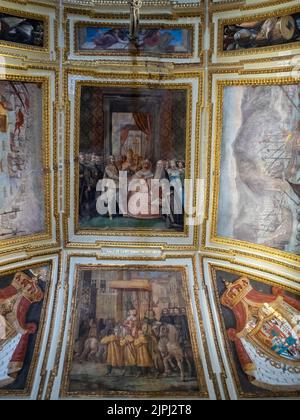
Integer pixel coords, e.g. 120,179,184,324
0,0,299,402
77,84,188,234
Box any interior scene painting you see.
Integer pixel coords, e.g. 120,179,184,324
217,84,300,255
215,269,300,396
0,265,51,392
76,26,193,55
0,81,45,240
0,13,44,48
65,267,200,396
223,13,300,51
78,85,188,232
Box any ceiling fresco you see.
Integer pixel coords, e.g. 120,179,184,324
0,0,299,401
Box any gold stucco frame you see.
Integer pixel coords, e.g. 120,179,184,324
0,258,56,398
0,5,50,54
209,0,296,12
203,258,300,399
204,72,300,266
214,4,300,61
58,260,209,399
0,70,59,255
73,22,196,59
64,70,202,251
63,7,203,64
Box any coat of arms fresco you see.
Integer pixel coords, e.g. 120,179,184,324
216,270,300,396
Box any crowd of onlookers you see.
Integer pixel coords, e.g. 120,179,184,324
76,307,195,378
79,150,185,226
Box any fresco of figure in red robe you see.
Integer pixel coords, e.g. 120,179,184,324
0,266,50,393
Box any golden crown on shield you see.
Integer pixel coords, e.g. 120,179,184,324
221,277,253,309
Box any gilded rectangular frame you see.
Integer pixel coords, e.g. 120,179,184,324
202,257,300,399
0,70,58,255
0,255,59,398
73,21,196,59
64,70,202,251
58,258,209,399
207,73,300,266
209,0,295,11
0,6,50,54
64,3,203,18
64,4,204,64
214,4,300,61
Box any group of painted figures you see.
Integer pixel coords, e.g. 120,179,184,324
75,307,196,382
79,150,186,229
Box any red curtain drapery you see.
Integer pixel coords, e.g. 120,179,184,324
120,124,138,144
133,113,152,139
120,113,152,145
119,113,152,151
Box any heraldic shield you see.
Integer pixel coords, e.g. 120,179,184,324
221,277,300,391
0,271,44,388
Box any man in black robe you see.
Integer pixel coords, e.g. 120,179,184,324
79,153,93,219
87,154,103,218
179,307,190,344
159,308,173,325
